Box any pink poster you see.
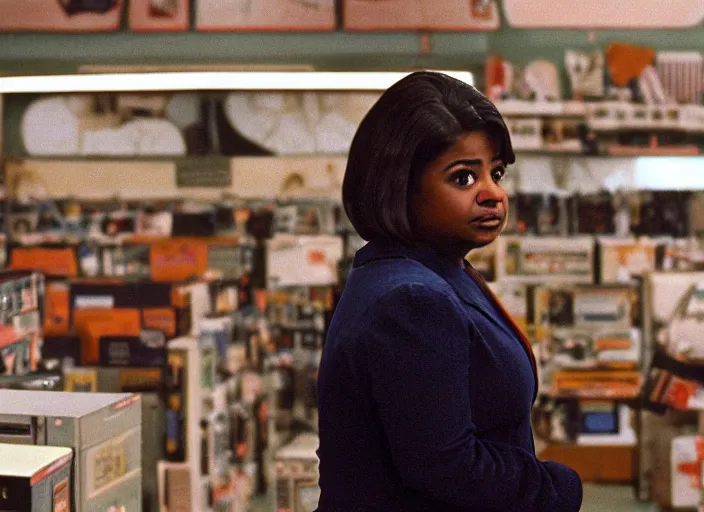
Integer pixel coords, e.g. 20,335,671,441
196,0,335,32
129,0,190,32
502,0,704,28
0,0,123,32
343,0,500,32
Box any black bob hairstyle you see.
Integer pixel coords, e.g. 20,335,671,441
342,70,515,244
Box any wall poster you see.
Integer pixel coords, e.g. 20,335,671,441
343,0,500,32
196,0,336,32
502,0,704,28
0,0,123,32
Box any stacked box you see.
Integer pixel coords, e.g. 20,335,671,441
0,390,142,512
0,443,73,512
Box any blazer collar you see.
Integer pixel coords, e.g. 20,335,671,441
354,238,490,310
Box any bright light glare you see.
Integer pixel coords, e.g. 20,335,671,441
0,70,473,94
635,156,704,190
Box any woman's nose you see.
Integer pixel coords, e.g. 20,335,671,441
476,179,506,206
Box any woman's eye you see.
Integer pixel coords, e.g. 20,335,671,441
492,166,506,183
451,170,475,188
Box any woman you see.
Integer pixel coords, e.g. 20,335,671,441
316,71,582,511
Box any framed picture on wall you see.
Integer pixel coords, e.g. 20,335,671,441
196,0,335,32
129,0,190,32
0,0,123,32
502,0,704,28
343,0,500,32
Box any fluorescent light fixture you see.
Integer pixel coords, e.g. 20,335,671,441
0,70,473,94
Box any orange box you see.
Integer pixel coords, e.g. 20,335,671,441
73,308,141,365
149,239,208,282
9,247,78,277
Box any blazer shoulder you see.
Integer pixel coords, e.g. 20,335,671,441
349,258,466,322
354,257,456,295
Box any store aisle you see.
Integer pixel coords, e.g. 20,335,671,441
581,485,658,512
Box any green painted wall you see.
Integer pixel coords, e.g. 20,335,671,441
0,31,488,75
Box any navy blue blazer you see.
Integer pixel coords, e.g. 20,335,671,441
316,239,582,511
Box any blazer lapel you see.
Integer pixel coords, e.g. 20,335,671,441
464,262,538,401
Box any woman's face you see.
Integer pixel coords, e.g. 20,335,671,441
411,130,508,257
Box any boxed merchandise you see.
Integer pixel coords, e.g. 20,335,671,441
275,433,320,512
671,436,704,508
598,237,657,283
266,235,343,288
498,236,594,283
0,443,73,512
99,330,168,367
0,270,45,376
156,461,210,512
551,369,642,399
546,328,641,370
8,246,79,278
572,287,632,330
42,335,82,367
533,284,638,340
65,279,198,365
0,390,142,512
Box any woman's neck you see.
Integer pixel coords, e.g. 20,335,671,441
418,239,474,267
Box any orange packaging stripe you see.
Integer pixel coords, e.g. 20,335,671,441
128,235,239,246
594,338,633,351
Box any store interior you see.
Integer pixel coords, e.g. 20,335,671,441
1,1,704,511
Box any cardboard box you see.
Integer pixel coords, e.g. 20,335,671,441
0,443,73,512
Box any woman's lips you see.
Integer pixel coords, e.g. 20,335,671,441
472,214,504,228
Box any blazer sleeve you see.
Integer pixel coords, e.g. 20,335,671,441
363,283,582,512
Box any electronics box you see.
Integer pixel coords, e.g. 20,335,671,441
0,390,142,512
275,433,320,512
497,236,594,284
0,443,73,512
